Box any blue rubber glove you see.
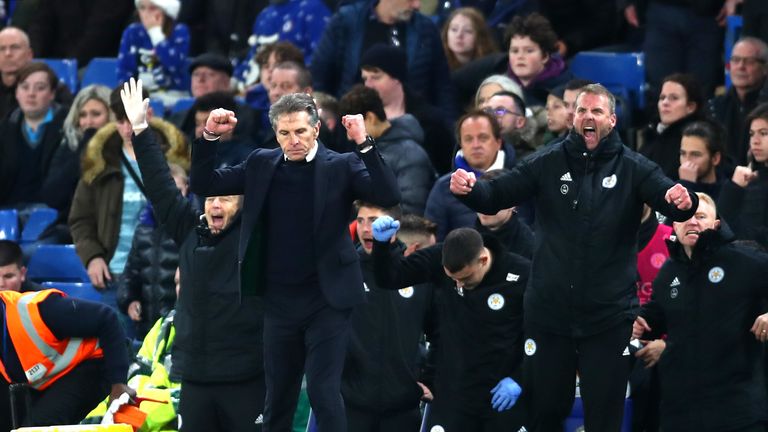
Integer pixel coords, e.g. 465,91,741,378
371,215,400,242
490,377,522,412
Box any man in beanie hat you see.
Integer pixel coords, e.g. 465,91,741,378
311,0,456,116
169,53,261,145
360,44,456,175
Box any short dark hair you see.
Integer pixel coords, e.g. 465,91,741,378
504,12,559,55
747,102,768,127
17,62,59,91
398,214,437,238
110,83,150,121
268,92,319,130
0,240,23,268
354,200,403,220
442,228,484,273
490,90,526,115
273,61,312,89
661,73,704,117
256,41,306,67
192,90,237,113
576,83,616,114
339,84,387,122
681,120,724,157
456,109,502,143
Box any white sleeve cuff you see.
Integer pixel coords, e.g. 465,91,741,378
147,26,166,46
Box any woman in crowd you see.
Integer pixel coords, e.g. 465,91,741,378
640,73,705,180
441,7,498,71
719,102,768,248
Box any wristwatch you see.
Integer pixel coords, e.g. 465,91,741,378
358,135,375,153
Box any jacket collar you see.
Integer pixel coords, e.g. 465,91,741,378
563,128,622,160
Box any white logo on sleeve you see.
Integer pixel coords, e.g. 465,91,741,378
602,174,617,188
363,282,370,292
708,267,725,283
524,338,537,356
560,172,573,182
670,277,680,287
506,272,519,282
487,293,505,310
398,287,414,298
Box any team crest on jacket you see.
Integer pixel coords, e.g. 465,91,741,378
524,338,537,356
670,287,678,299
430,426,445,432
399,287,414,298
602,174,617,188
506,272,519,282
487,293,505,310
560,184,569,195
708,266,725,283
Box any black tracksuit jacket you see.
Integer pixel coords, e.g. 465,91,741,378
459,129,698,337
640,224,768,432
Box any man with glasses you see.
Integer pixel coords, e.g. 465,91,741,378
481,91,536,161
709,37,768,167
425,110,518,240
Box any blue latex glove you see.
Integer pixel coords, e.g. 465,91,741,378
490,377,522,412
371,215,400,242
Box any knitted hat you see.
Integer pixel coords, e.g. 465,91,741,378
136,0,180,20
359,44,407,84
189,53,234,76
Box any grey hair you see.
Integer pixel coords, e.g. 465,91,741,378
62,84,114,151
735,36,768,64
475,74,524,107
576,83,616,114
268,93,320,130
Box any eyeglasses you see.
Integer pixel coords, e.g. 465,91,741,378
484,107,522,117
730,55,766,66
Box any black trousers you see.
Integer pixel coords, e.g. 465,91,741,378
427,401,527,432
524,322,633,432
1,359,110,431
263,303,352,432
178,376,265,432
346,405,421,432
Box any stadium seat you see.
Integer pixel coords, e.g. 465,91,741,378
82,57,119,88
20,207,58,243
724,15,744,89
27,244,90,283
41,281,101,302
0,209,19,241
171,97,195,114
38,58,79,93
149,98,166,117
570,51,646,111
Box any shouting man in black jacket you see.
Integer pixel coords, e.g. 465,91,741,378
120,79,265,431
633,193,768,432
451,84,699,432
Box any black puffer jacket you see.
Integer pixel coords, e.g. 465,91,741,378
117,220,180,338
640,224,768,431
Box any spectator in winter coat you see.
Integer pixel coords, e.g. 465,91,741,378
339,85,435,216
634,192,768,432
677,120,727,200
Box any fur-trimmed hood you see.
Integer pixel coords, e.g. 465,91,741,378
81,117,190,184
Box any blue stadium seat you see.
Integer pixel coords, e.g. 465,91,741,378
149,98,166,117
724,15,744,89
82,57,119,89
20,207,58,243
38,58,79,93
27,244,90,283
0,209,19,241
570,52,646,111
171,97,195,114
41,281,101,302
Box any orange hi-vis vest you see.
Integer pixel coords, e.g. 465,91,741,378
0,289,104,390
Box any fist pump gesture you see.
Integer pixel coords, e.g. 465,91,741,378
204,108,238,139
664,183,693,211
450,168,477,196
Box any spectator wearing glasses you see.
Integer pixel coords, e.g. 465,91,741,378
481,91,536,161
425,110,517,240
710,37,768,168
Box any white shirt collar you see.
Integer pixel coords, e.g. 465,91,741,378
283,141,319,162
